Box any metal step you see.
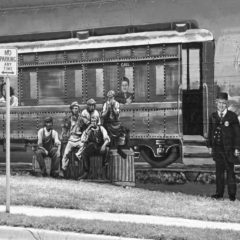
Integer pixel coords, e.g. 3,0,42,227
183,135,207,146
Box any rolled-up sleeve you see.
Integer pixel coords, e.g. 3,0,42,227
52,130,61,146
100,126,110,143
37,129,43,146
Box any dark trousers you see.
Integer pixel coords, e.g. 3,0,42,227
81,142,106,173
214,147,236,198
35,147,60,176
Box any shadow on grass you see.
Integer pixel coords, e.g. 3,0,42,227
135,182,240,200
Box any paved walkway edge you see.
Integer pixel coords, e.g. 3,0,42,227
0,226,149,240
0,205,240,231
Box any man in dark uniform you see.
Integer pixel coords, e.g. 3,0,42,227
35,117,61,177
208,92,240,201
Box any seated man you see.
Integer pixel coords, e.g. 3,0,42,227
76,116,110,180
60,101,82,176
102,90,121,148
35,117,61,177
81,98,101,131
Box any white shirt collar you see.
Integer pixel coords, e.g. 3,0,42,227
218,109,227,118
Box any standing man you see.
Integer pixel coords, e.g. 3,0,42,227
35,117,61,177
115,77,133,104
81,98,101,130
61,101,82,174
208,92,240,201
77,116,110,180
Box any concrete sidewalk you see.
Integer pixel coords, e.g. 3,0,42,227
0,226,149,240
1,205,240,231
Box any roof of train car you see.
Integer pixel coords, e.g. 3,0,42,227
0,29,213,53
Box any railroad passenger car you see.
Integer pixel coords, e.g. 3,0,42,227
0,21,215,167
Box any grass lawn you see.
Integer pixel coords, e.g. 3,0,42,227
0,175,240,223
0,213,239,240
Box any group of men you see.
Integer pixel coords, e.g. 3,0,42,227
35,81,240,200
35,89,126,180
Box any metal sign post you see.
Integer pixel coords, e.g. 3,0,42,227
0,48,18,214
5,75,10,213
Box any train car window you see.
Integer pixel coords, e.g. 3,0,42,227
21,70,37,105
117,63,134,104
182,49,188,90
165,62,179,101
38,69,65,105
189,49,200,89
96,68,104,98
86,66,104,102
134,63,147,102
104,64,118,95
29,72,37,99
75,70,83,98
149,63,164,102
65,67,83,104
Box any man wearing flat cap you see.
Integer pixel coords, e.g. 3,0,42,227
81,98,101,131
208,92,240,201
60,101,82,175
35,117,61,177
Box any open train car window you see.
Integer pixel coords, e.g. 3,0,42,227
182,46,201,90
38,68,65,105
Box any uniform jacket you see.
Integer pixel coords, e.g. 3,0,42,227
208,110,240,162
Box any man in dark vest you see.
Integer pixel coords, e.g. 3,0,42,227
76,115,110,180
208,92,240,201
35,117,61,177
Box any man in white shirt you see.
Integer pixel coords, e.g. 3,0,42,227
35,117,61,177
61,101,82,174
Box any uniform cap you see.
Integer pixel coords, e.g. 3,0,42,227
44,116,53,123
107,90,115,98
217,92,228,101
70,101,80,109
87,98,96,105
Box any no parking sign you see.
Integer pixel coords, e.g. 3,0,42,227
0,48,18,213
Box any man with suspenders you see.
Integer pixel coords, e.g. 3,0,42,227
35,117,61,177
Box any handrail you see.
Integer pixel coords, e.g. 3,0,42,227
177,84,182,137
203,83,209,138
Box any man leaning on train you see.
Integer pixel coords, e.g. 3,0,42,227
208,92,240,201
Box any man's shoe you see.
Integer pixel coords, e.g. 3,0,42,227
78,172,88,180
211,194,223,200
59,170,65,178
229,196,236,201
42,172,48,177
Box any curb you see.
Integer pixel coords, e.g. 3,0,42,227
1,205,240,232
0,226,150,240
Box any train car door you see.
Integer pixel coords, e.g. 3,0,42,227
182,44,203,136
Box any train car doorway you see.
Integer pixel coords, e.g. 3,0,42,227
181,44,203,136
182,89,203,135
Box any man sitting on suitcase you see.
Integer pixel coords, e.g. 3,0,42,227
35,117,61,177
76,115,110,180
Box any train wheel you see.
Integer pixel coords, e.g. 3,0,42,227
139,146,179,168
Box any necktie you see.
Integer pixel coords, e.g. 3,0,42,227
220,113,223,124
